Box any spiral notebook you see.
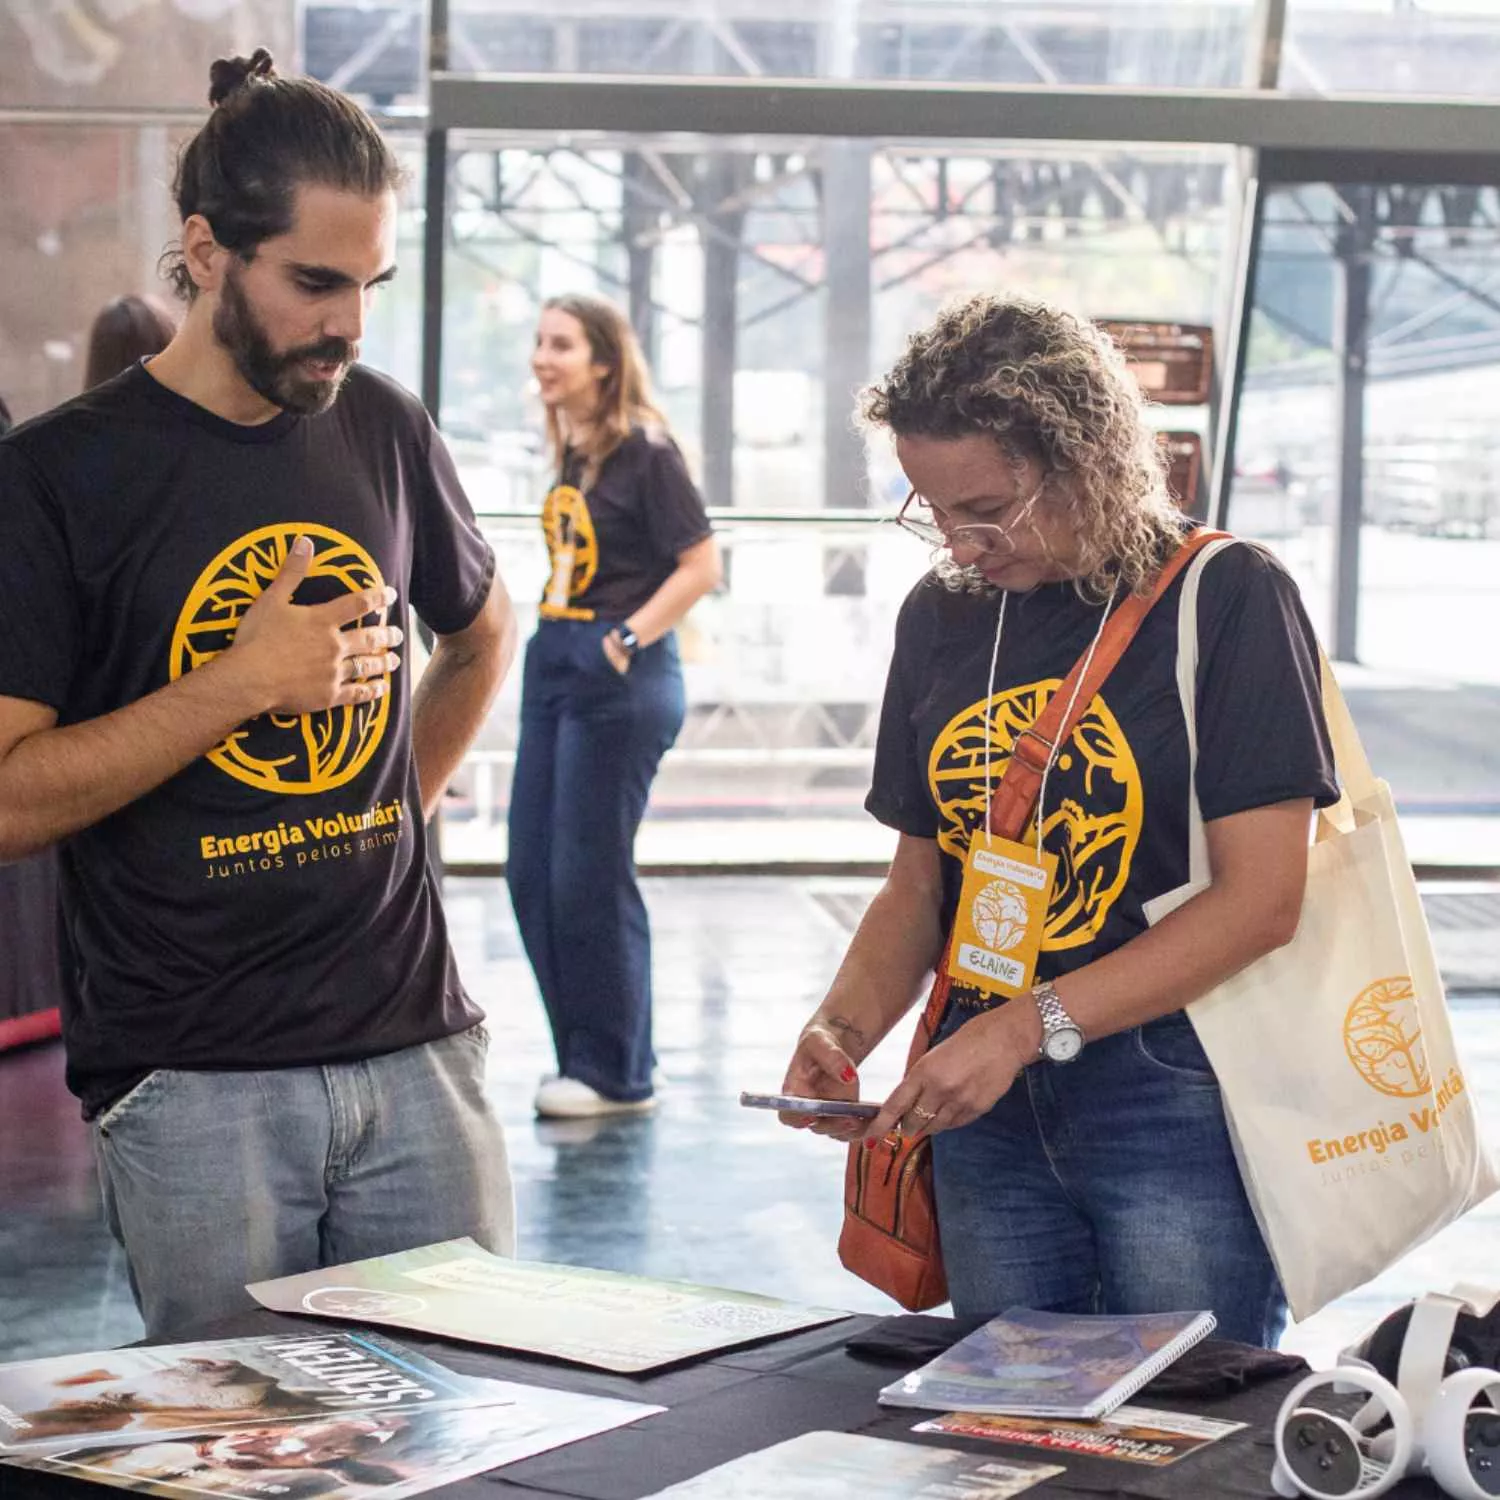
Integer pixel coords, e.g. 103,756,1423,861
877,1307,1217,1421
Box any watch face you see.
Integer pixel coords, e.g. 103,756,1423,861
1044,1027,1083,1063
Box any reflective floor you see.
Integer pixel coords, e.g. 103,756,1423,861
1,876,1497,1371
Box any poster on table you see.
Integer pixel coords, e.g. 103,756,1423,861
249,1238,847,1373
10,1376,663,1499
0,1332,488,1454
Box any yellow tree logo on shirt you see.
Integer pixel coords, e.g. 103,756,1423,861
169,524,391,794
540,483,598,619
929,680,1143,950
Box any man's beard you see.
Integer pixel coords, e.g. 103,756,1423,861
214,267,352,416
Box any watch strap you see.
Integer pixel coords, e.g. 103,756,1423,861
1033,980,1082,1056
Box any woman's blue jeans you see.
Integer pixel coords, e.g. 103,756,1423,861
506,619,685,1102
931,1007,1286,1347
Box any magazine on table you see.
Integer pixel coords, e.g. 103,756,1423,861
0,1331,493,1455
878,1307,1217,1420
914,1403,1247,1467
248,1238,847,1374
8,1375,664,1499
637,1430,1064,1498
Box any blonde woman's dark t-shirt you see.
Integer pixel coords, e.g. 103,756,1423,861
539,427,711,623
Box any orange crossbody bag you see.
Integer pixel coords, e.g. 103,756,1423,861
838,530,1228,1310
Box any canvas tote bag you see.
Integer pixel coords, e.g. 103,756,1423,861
1145,538,1498,1321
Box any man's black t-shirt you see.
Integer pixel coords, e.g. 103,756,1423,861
538,426,711,622
867,541,1340,1003
0,362,495,1115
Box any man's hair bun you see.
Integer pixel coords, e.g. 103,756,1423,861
208,49,276,107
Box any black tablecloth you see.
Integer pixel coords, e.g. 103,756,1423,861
3,1309,1449,1499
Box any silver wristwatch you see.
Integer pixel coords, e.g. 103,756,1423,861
1032,980,1084,1063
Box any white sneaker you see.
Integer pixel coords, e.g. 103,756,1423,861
534,1076,657,1119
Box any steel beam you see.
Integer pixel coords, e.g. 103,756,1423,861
822,142,873,515
1331,186,1376,663
1210,172,1265,529
1205,0,1285,519
699,153,748,508
431,75,1500,161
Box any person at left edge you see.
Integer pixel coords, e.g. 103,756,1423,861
0,48,518,1339
509,294,721,1119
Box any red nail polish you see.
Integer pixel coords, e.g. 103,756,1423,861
841,1066,856,1083
865,1138,878,1150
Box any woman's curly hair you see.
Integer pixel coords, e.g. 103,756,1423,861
862,294,1184,598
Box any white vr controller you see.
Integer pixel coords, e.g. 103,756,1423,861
1272,1288,1500,1500
1272,1363,1500,1499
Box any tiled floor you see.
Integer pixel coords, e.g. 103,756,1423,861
1,876,1496,1372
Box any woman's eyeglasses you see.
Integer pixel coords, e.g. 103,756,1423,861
892,486,1042,556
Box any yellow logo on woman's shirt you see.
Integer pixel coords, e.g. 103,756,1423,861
928,679,1143,950
539,483,598,620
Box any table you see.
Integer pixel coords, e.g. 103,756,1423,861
5,1309,1450,1499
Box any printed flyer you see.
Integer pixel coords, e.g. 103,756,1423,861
249,1239,847,1373
914,1404,1247,1467
639,1430,1064,1498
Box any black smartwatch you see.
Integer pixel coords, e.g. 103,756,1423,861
614,625,641,659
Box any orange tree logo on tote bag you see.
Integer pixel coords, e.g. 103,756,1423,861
1343,976,1430,1098
1306,979,1467,1168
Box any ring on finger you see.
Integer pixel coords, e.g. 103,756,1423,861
911,1104,937,1122
347,655,370,683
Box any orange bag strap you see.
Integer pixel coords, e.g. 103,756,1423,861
910,527,1230,1054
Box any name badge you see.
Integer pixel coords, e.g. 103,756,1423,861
545,543,576,610
947,835,1058,1000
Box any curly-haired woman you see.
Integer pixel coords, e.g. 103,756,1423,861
777,294,1338,1346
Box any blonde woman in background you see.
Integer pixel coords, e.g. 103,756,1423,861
509,293,721,1119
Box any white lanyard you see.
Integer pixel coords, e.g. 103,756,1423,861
979,588,1118,851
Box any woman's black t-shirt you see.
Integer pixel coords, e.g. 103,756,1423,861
866,541,1340,1003
538,426,711,623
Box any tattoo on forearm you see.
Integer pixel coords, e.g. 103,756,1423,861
825,1015,867,1049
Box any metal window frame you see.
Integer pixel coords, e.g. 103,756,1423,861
428,74,1500,157
419,72,1500,430
418,64,1500,674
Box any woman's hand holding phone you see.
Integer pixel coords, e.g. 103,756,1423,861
776,1023,869,1140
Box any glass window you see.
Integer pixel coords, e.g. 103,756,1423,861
303,0,425,109
1284,2,1500,98
435,132,1237,866
348,133,426,393
1230,178,1500,868
423,2,1258,87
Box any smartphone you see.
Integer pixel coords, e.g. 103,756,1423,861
739,1091,881,1120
